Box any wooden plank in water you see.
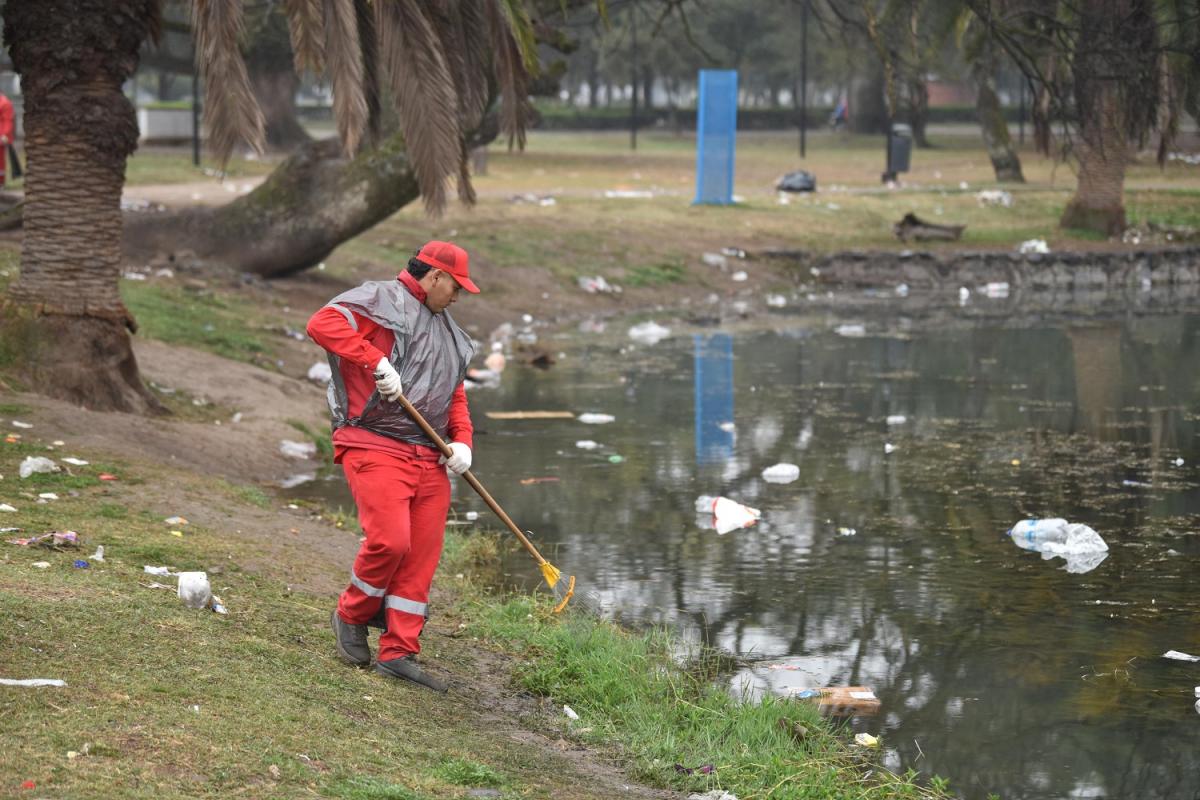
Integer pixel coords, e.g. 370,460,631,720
485,411,576,420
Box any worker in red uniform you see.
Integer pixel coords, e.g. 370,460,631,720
307,240,479,693
0,92,14,186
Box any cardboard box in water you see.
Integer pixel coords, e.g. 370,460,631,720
813,686,881,717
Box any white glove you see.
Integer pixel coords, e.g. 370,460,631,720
440,442,472,475
374,357,403,401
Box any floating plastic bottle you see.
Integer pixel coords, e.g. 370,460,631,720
1008,518,1071,546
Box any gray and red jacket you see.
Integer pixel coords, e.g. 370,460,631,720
306,271,476,463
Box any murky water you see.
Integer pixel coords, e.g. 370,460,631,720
293,307,1200,800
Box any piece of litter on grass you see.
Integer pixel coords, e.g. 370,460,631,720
61,457,89,466
884,443,896,454
99,474,117,481
854,732,880,747
0,504,16,513
465,511,478,521
38,493,58,501
575,440,600,450
607,455,624,464
170,530,184,537
886,415,907,425
280,439,317,459
563,705,579,720
0,678,67,687
143,565,173,576
164,516,187,526
19,456,58,479
31,561,49,569
674,763,715,775
11,420,32,429
73,560,89,569
1163,650,1200,662
90,546,105,562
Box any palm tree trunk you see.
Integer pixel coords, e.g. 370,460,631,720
1060,85,1127,235
973,63,1024,183
3,0,163,414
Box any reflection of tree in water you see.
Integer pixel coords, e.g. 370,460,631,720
466,319,1200,800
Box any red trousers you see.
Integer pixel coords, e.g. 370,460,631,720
336,447,451,661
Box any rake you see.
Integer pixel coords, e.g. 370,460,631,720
394,392,575,612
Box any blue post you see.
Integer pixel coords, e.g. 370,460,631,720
694,69,738,205
694,333,735,464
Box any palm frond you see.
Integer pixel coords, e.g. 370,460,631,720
429,0,491,130
322,0,369,155
375,0,466,215
284,0,325,74
192,0,265,163
355,0,382,146
484,0,535,150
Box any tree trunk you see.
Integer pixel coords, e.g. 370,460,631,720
1060,63,1127,234
851,63,888,134
973,62,1024,182
2,0,163,414
1061,111,1127,234
907,74,930,148
248,63,310,151
125,135,419,278
124,106,500,280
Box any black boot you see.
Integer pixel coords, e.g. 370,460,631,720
330,610,371,667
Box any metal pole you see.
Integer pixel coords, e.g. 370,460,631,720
630,3,638,151
799,0,808,158
192,64,201,166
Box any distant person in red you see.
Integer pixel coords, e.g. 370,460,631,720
0,92,13,186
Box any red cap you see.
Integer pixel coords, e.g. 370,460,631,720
415,240,479,294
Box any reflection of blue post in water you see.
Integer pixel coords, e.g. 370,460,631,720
694,334,734,464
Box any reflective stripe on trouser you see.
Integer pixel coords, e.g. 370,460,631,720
336,446,450,660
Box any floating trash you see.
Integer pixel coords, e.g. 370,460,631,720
577,413,615,425
761,463,800,484
1008,518,1109,574
628,321,671,345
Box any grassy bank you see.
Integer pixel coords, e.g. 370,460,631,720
0,426,952,799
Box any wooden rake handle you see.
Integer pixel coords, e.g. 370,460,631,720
393,392,550,566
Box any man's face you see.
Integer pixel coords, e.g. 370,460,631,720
424,270,462,314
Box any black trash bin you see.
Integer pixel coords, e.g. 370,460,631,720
883,123,912,182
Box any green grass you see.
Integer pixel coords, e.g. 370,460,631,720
624,260,687,287
0,442,625,799
467,591,949,799
121,280,279,367
123,149,279,186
